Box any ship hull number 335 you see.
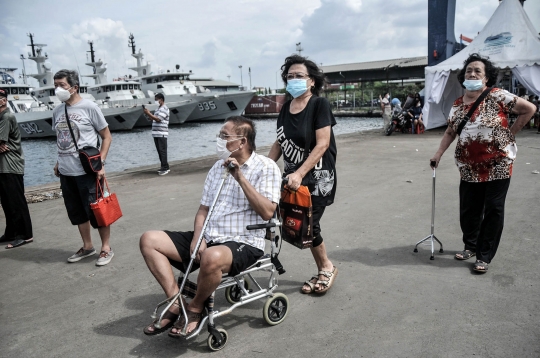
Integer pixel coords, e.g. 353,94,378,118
198,101,217,111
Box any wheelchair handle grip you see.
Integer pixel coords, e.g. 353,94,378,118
246,222,280,230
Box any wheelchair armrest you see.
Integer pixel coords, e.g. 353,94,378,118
246,221,281,230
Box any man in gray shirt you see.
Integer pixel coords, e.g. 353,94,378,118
143,93,170,175
52,70,114,266
0,88,33,249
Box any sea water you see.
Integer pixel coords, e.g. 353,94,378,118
22,117,383,187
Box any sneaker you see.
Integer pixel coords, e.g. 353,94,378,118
96,249,114,266
67,247,96,263
158,169,170,176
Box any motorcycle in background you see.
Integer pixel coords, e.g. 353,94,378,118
385,109,412,136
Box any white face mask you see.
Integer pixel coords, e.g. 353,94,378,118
155,100,160,106
216,137,242,161
55,87,73,102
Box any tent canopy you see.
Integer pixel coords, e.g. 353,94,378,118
423,0,540,129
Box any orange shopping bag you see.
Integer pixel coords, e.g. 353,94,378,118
90,177,123,227
279,185,313,249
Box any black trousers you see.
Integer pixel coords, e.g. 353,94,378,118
0,173,33,240
459,178,511,263
153,136,169,170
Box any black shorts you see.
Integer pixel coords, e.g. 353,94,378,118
164,231,264,277
60,174,102,229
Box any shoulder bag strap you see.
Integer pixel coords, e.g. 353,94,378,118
303,96,319,160
64,104,79,151
456,87,492,136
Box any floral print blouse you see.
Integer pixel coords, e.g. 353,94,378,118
448,88,518,182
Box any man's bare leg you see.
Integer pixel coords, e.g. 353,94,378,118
170,245,233,335
78,221,93,250
97,225,111,252
140,230,183,333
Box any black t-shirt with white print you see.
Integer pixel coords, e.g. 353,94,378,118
276,96,337,206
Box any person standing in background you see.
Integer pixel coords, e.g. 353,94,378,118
144,93,170,176
379,92,391,133
0,88,33,249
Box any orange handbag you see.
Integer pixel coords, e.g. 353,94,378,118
90,177,123,227
279,185,313,249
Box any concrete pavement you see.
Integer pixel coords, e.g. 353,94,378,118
1,127,539,358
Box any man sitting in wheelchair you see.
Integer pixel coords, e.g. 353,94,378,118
140,116,281,337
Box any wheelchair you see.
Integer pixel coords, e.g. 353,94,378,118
148,167,289,351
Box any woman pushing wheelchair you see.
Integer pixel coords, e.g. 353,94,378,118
268,54,338,294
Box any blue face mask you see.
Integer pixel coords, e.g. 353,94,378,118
463,78,485,91
286,79,308,98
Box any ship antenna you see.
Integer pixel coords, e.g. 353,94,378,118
27,33,36,57
87,41,96,63
128,33,136,55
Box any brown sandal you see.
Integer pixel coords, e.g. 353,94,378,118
168,309,204,338
143,303,179,336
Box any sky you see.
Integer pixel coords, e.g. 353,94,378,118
1,0,539,90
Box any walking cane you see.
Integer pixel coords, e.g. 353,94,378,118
414,160,444,260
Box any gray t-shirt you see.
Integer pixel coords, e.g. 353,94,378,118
0,108,24,174
52,99,108,176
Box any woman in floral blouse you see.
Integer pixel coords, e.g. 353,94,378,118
430,53,536,273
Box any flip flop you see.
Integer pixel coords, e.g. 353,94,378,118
5,238,33,249
314,266,338,294
169,309,204,338
143,306,179,336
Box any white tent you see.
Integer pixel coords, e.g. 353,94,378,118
423,0,540,129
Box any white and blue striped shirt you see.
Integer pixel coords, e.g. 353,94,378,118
150,104,169,137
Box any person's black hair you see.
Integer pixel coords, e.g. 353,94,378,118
457,53,499,88
53,69,80,88
155,93,165,101
280,54,326,96
225,116,256,152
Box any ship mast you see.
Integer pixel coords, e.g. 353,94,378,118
128,33,152,77
83,41,107,85
26,33,54,87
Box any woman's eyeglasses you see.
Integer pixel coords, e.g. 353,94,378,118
286,72,309,80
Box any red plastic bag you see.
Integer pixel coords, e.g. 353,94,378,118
280,185,313,249
90,177,123,227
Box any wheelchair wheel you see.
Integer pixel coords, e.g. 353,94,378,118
207,328,228,351
263,293,289,326
224,280,250,304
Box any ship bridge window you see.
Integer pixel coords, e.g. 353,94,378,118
11,88,17,94
157,84,163,89
122,84,128,90
116,85,121,90
146,79,152,84
50,90,55,96
25,89,29,95
129,84,133,89
180,75,185,80
19,88,25,94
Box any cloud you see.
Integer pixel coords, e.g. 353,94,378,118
1,0,539,90
299,0,427,65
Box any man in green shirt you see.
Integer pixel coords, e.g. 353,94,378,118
0,88,33,249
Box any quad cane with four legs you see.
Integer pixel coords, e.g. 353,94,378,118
414,160,444,260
